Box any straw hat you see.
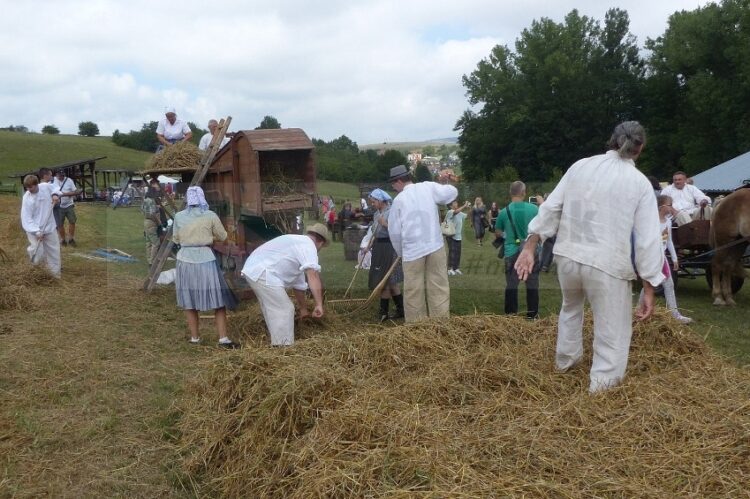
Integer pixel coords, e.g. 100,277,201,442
306,223,331,246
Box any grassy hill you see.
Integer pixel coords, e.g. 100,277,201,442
0,131,152,179
360,138,458,153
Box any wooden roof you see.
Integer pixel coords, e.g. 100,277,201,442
235,128,314,151
9,156,107,178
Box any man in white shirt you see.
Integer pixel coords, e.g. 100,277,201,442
240,224,329,346
21,175,62,277
515,121,665,394
198,119,230,151
53,169,81,247
660,171,712,225
155,106,192,151
388,165,458,322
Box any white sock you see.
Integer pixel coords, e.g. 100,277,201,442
218,337,231,344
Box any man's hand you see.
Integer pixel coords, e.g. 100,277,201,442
312,304,324,318
673,259,679,271
700,199,709,208
514,248,535,282
535,195,545,205
298,308,311,320
636,281,655,321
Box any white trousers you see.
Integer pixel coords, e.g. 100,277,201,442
247,277,295,346
555,256,633,393
26,231,61,278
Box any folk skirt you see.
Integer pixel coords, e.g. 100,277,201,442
175,259,238,311
368,238,403,290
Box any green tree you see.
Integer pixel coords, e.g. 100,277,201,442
112,121,159,152
256,115,281,130
188,122,208,146
422,145,436,157
78,121,100,137
456,9,644,182
641,0,750,177
414,163,433,182
42,125,60,135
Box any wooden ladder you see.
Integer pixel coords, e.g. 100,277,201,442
142,117,232,292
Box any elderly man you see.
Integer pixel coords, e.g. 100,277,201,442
241,224,329,346
155,107,192,151
515,121,665,394
198,119,230,151
21,175,62,277
388,164,457,322
660,171,712,225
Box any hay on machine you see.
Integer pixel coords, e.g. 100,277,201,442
178,311,750,497
143,141,202,175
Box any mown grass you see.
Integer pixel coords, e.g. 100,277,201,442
0,193,748,496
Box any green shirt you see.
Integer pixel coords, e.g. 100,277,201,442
495,201,538,257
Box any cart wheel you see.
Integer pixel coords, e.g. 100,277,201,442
705,267,745,294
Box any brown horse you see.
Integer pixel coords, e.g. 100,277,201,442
710,188,750,305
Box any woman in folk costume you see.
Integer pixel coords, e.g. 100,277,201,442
172,186,240,347
637,194,692,323
367,188,404,322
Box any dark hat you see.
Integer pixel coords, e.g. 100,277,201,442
388,165,411,182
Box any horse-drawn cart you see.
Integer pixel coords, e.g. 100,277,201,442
673,219,750,294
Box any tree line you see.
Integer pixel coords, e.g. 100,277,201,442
456,0,750,182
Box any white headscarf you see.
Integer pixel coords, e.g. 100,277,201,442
186,186,208,211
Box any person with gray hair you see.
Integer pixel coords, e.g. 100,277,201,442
198,119,231,151
515,121,665,394
495,180,541,319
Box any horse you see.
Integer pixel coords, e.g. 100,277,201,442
710,188,750,305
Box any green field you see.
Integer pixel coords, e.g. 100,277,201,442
0,131,151,179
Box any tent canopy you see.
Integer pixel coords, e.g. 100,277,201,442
157,175,179,184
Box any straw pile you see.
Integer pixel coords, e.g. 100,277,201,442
144,141,202,173
0,260,58,310
178,311,750,497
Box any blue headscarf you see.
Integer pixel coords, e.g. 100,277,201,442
369,188,392,203
186,186,209,211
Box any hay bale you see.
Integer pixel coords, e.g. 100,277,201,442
144,142,202,173
178,312,750,497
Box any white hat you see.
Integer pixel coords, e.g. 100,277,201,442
165,106,176,114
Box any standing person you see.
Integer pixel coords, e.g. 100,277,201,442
515,121,665,394
141,178,163,266
471,197,488,246
20,175,62,277
38,168,54,184
388,165,458,322
445,200,471,275
496,181,541,319
198,119,230,151
155,107,192,152
488,201,500,232
53,169,81,247
660,171,712,225
172,186,239,348
240,224,329,346
637,195,692,323
367,189,404,322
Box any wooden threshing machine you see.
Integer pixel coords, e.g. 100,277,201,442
202,128,317,272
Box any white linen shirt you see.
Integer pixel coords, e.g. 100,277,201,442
156,118,191,141
659,183,711,215
388,182,458,262
52,176,77,208
21,183,61,234
241,234,321,291
198,132,230,151
528,150,665,287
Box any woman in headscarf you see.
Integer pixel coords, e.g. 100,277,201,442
172,186,239,348
367,188,404,321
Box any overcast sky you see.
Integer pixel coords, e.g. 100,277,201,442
0,0,708,145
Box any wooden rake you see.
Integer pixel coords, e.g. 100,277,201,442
329,256,401,316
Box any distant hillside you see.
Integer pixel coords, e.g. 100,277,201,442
360,137,458,152
0,132,152,178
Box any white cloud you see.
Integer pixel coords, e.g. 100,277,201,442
0,0,709,142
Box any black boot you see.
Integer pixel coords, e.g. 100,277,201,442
392,294,404,319
379,299,390,322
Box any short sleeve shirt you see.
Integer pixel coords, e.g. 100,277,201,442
496,201,538,257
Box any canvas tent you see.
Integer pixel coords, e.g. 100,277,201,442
691,150,750,194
